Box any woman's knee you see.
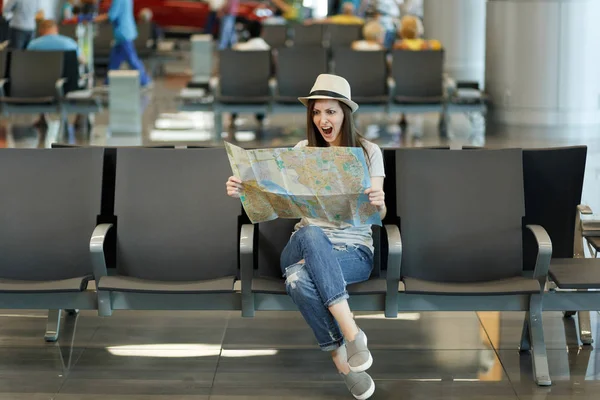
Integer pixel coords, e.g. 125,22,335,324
295,225,328,244
284,263,318,302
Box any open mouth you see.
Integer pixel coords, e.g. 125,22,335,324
322,127,333,137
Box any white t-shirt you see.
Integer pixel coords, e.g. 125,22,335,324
233,38,271,51
292,139,386,254
352,40,384,51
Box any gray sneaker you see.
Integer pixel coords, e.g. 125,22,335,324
346,329,373,372
341,370,375,400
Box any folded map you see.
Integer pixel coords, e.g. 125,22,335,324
225,142,381,226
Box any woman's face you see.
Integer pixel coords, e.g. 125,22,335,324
312,99,345,146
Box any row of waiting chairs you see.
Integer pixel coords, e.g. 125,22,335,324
0,144,597,387
181,48,484,133
261,23,364,48
0,50,101,121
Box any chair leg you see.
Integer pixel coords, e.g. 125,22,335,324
528,295,552,386
241,291,255,318
577,311,594,345
44,309,63,342
519,312,531,352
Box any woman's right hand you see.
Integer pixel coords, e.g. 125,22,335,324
226,176,243,198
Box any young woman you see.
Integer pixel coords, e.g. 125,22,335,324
226,74,386,400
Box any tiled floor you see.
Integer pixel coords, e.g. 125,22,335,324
0,310,599,399
1,53,600,399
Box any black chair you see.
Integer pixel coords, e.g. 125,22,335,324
332,48,388,106
92,148,243,316
523,146,587,264
212,50,272,134
326,24,363,48
51,144,177,270
291,24,324,47
0,50,8,112
62,50,102,115
0,148,104,341
262,25,288,48
94,24,113,66
240,218,401,318
0,51,67,122
58,24,78,40
0,50,8,78
518,147,600,345
61,50,83,95
215,50,272,104
273,47,328,106
394,148,552,386
390,49,445,110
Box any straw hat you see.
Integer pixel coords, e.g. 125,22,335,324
298,74,359,113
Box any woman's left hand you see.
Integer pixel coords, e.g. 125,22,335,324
365,187,385,209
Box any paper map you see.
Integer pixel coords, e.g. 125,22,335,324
225,142,381,226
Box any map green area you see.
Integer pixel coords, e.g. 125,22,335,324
225,142,381,226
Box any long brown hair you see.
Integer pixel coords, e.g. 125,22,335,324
306,99,370,167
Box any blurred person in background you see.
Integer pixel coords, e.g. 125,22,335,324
95,0,152,87
218,0,239,49
2,0,42,49
270,0,303,23
310,2,363,25
204,0,224,38
339,0,362,16
361,0,402,49
393,14,440,50
233,19,269,50
28,19,86,130
138,7,163,48
61,0,79,22
400,0,423,20
28,19,80,58
351,19,383,51
262,6,286,25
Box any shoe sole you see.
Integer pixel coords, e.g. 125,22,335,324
349,333,373,373
353,375,375,400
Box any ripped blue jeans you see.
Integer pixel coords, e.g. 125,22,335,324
280,226,373,351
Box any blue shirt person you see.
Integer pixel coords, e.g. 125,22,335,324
95,0,151,86
26,19,87,132
27,20,81,58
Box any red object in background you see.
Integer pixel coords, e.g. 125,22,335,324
95,0,271,32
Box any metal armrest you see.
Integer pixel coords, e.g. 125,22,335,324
0,78,8,98
578,204,593,215
384,224,402,318
443,73,457,96
55,78,67,100
526,224,552,292
575,204,598,257
240,223,255,317
90,223,114,286
387,77,396,101
269,77,278,98
209,76,219,96
385,224,402,280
